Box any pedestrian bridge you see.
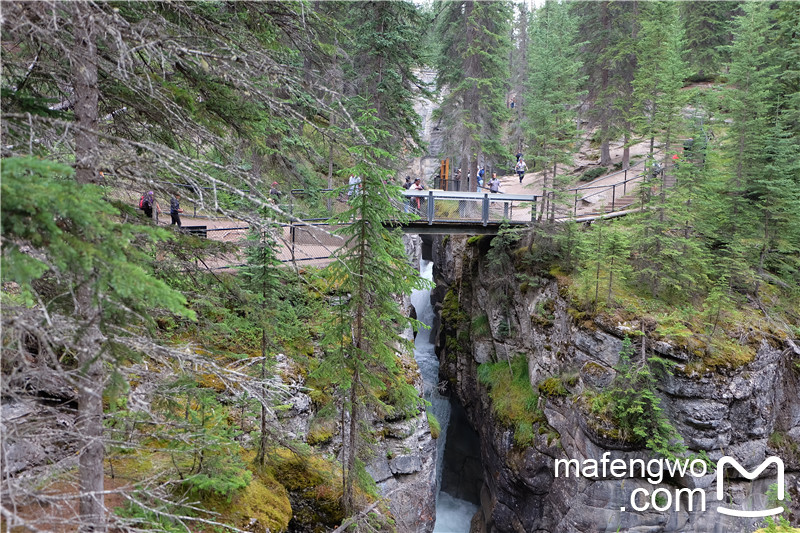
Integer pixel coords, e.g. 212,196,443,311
395,189,536,234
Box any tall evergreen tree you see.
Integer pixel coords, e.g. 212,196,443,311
572,1,637,167
716,1,780,289
681,1,741,82
341,0,428,165
435,0,512,190
631,1,689,168
319,115,426,511
713,1,800,294
523,0,584,221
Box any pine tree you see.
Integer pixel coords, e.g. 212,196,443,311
715,2,781,291
239,210,282,466
523,0,584,221
572,1,637,167
1,157,195,531
631,1,689,167
342,0,429,163
317,110,426,512
681,1,741,82
435,0,512,190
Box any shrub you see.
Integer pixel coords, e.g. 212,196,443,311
580,166,608,182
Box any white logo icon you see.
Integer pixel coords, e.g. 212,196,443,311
716,456,785,517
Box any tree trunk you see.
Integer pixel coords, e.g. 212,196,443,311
76,309,105,533
549,160,558,221
599,1,612,167
256,327,268,465
72,5,106,531
73,3,100,186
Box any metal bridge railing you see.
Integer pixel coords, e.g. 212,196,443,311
401,190,538,226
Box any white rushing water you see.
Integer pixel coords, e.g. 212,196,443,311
411,260,479,533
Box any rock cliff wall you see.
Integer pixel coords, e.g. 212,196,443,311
431,234,800,533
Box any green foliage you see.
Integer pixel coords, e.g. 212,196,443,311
115,500,188,533
1,157,194,321
427,412,441,439
608,337,686,460
761,483,794,533
681,2,740,81
537,376,568,397
154,376,251,499
471,314,491,338
580,167,608,182
477,355,545,447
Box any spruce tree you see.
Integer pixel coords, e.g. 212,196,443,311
318,112,426,512
239,210,282,466
681,1,741,82
1,158,195,531
342,0,428,163
523,0,584,221
631,1,689,168
435,0,512,190
571,1,637,167
716,1,781,291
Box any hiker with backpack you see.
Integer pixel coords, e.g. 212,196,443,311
139,191,161,221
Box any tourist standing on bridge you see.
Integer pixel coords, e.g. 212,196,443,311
169,192,183,227
489,174,500,193
515,159,528,183
411,177,424,211
402,176,413,212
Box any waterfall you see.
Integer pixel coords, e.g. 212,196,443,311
411,260,478,532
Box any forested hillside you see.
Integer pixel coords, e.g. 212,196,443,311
2,1,798,532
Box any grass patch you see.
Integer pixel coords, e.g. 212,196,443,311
427,412,441,439
471,314,491,337
477,355,545,447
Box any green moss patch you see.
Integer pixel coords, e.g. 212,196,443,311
477,355,546,447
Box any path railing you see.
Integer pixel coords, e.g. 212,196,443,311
567,171,648,216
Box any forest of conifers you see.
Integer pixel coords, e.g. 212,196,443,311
1,1,799,532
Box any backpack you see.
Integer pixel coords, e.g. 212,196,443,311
139,194,151,209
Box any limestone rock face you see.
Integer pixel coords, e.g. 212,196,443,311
432,235,800,533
